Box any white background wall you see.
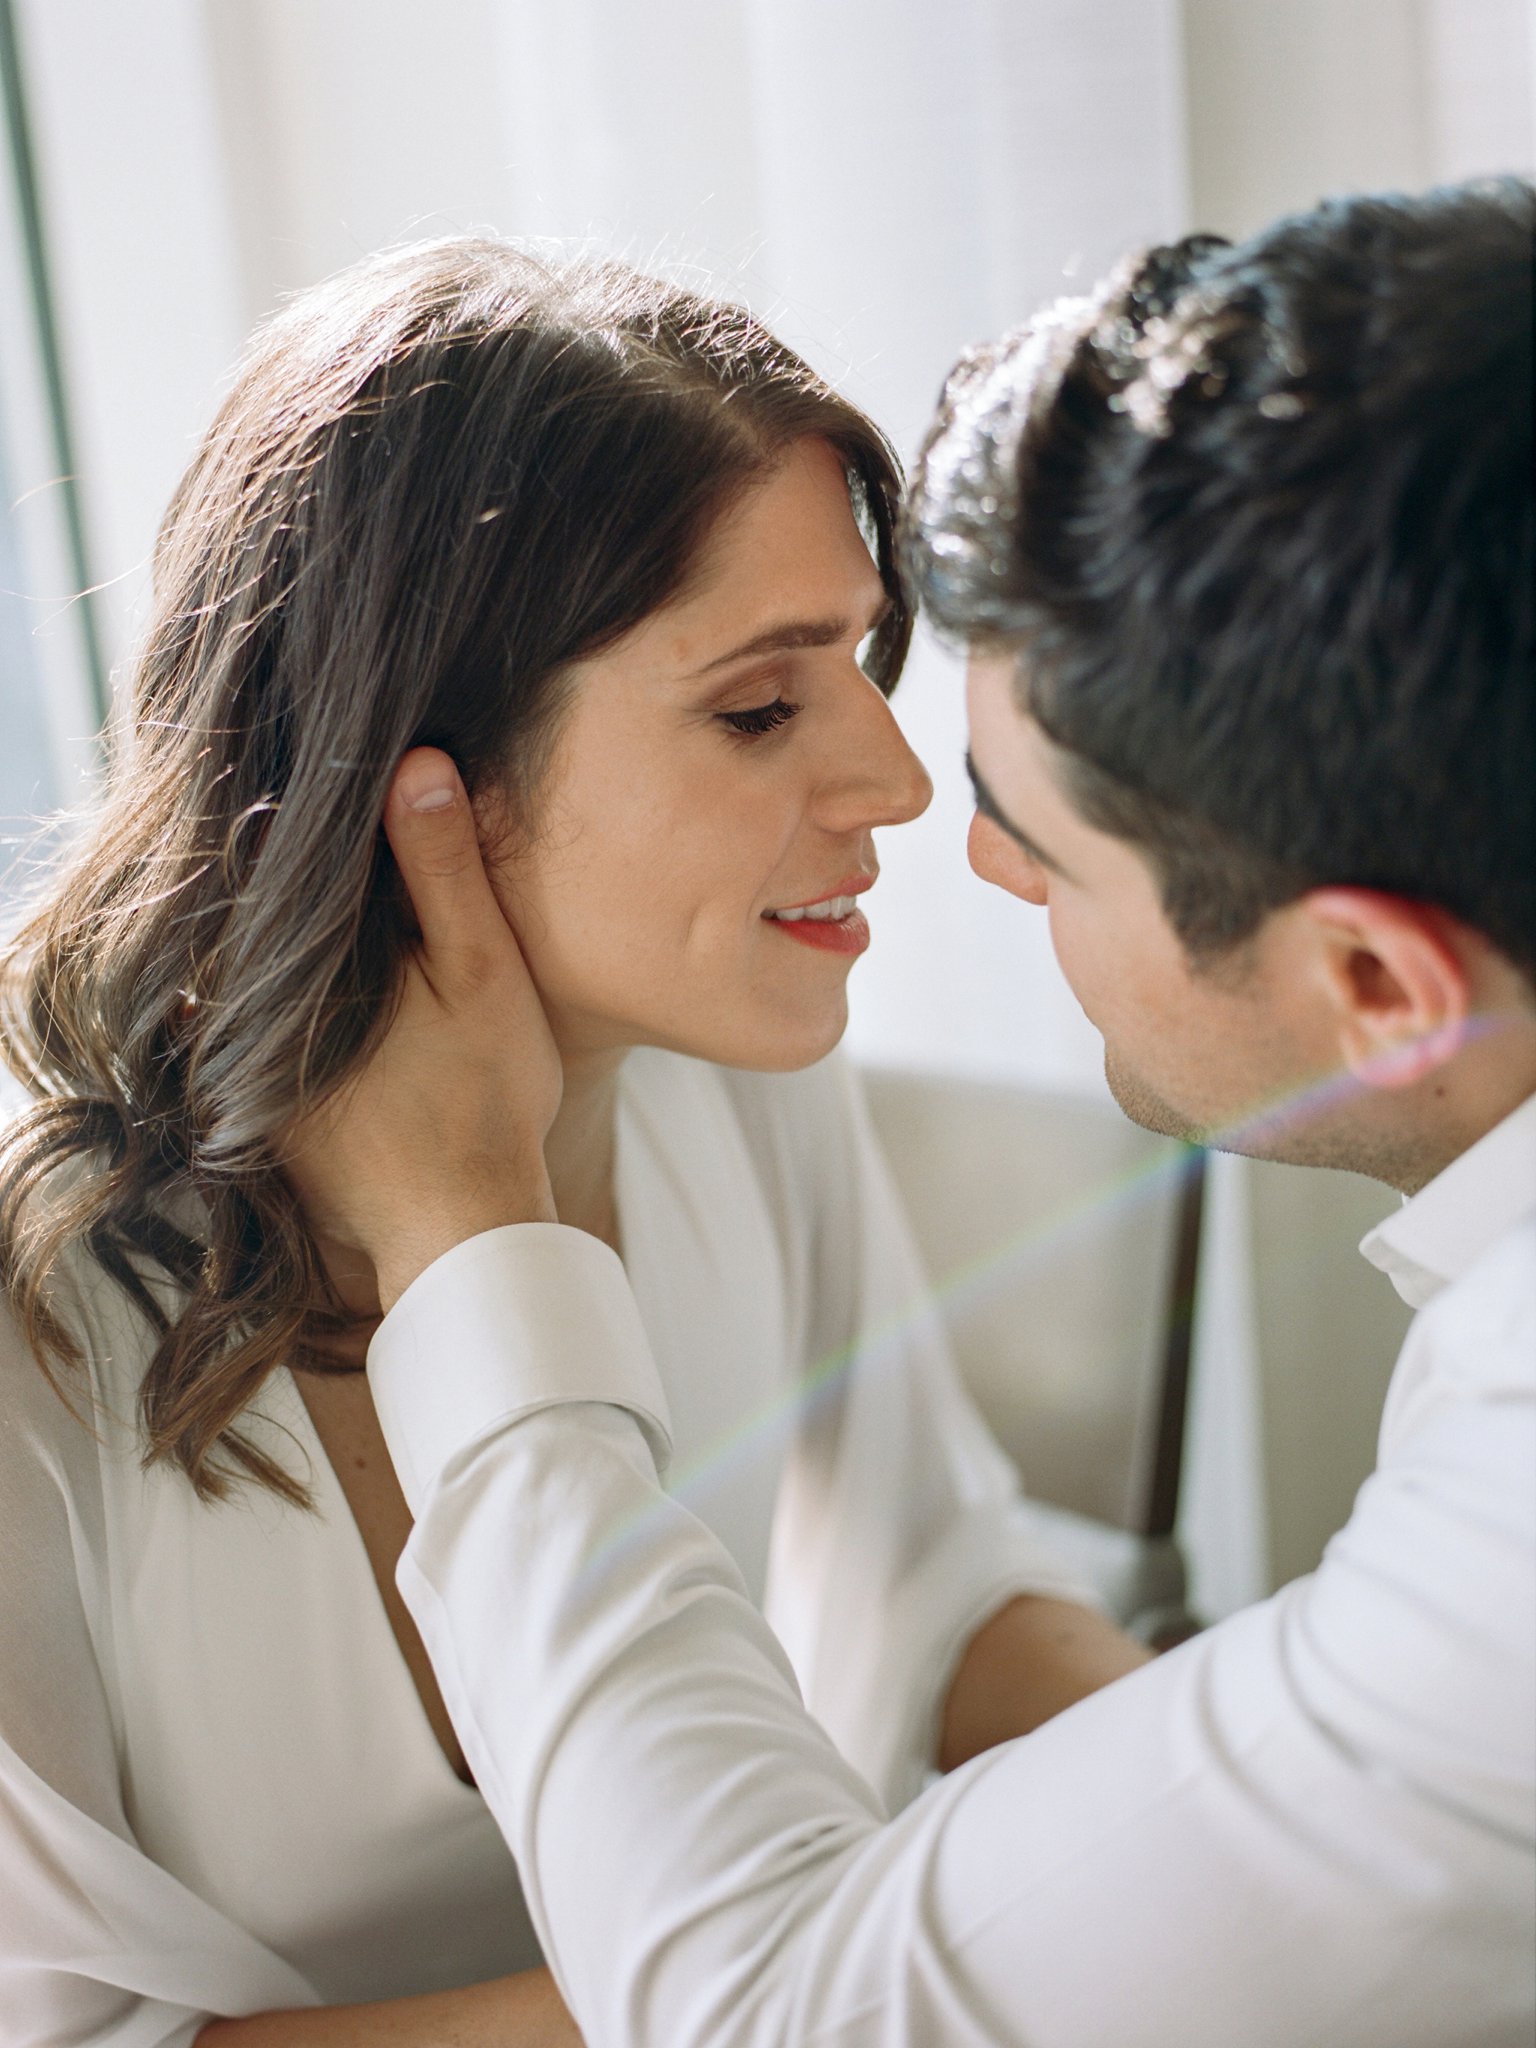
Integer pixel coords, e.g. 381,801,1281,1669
3,0,1532,1610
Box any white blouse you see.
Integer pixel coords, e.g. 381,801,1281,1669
0,1049,1082,2046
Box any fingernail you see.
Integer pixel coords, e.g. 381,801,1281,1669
396,749,463,813
398,761,460,811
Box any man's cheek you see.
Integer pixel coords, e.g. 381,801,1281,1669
1046,903,1107,1010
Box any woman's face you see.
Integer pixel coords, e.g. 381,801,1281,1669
489,437,933,1074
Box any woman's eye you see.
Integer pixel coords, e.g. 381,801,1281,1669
717,698,802,739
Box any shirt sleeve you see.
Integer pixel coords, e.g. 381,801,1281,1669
747,1056,1099,1807
371,1223,1535,2048
0,1294,320,2047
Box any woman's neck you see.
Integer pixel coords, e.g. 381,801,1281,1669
308,1045,627,1335
543,1046,626,1254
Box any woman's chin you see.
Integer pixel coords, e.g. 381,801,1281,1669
642,994,852,1076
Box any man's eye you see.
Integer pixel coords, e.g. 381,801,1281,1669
717,698,802,739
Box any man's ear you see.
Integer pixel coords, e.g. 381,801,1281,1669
1301,889,1471,1089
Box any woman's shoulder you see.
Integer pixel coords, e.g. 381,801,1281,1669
0,1101,161,1440
0,1247,118,1562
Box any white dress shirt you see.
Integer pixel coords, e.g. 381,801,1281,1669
0,1050,1079,2045
370,1094,1536,2048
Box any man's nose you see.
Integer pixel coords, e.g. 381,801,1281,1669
967,810,1048,905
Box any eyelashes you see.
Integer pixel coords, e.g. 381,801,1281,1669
717,698,802,739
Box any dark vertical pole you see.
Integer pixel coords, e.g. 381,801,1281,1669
1142,1145,1207,1539
0,0,110,730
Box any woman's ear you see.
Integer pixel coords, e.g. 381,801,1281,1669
466,764,529,854
1301,888,1471,1089
465,776,536,937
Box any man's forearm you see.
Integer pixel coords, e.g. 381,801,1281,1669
937,1594,1153,1773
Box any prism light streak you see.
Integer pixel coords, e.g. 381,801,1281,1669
576,1013,1508,1585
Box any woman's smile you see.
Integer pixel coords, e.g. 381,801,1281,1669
762,872,876,955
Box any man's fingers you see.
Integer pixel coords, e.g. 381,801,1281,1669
385,748,512,977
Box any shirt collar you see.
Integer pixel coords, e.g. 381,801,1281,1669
1360,1091,1536,1310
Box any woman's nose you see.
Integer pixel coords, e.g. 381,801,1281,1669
817,679,934,832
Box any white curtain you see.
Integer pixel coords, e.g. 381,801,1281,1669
487,0,1192,1090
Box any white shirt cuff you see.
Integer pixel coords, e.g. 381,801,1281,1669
367,1224,674,1513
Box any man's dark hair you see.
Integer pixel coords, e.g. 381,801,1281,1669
905,178,1535,972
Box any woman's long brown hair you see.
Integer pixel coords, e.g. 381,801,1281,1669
0,239,911,1501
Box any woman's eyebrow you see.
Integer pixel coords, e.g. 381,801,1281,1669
685,594,894,679
964,750,1073,878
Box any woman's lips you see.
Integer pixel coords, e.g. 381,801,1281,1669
761,873,875,957
764,906,871,956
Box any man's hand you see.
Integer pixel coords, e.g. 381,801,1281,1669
285,748,562,1311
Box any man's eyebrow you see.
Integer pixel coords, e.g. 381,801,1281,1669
685,594,894,679
965,751,1072,877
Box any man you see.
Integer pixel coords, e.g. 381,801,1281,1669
311,179,1535,2045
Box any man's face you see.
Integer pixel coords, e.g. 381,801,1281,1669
964,654,1343,1157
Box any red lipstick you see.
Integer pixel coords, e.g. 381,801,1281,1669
762,874,874,957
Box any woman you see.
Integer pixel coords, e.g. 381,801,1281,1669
0,242,1126,2046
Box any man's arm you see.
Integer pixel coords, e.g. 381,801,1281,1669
370,1227,1529,2048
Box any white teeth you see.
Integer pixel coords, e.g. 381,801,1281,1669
770,894,857,923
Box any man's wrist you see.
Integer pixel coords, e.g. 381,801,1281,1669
368,1220,673,1513
374,1179,558,1312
